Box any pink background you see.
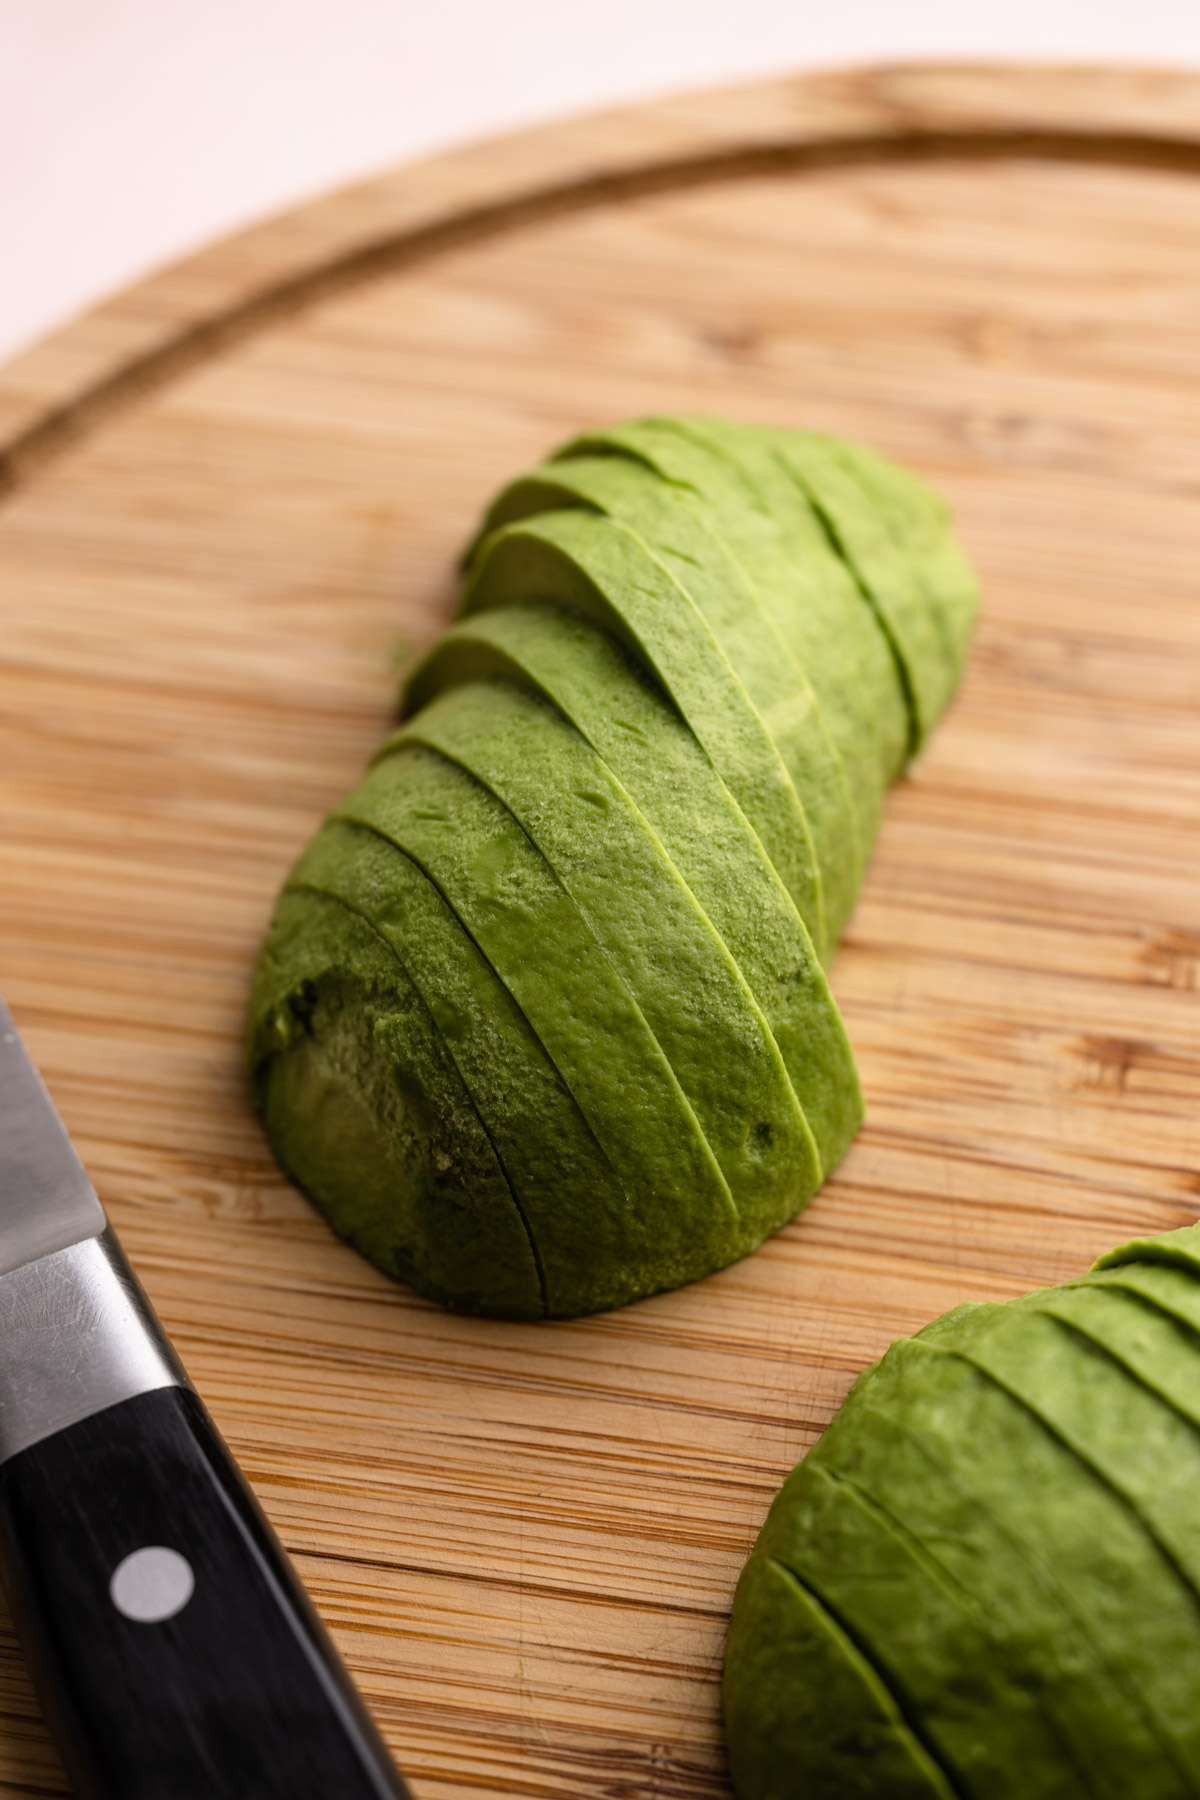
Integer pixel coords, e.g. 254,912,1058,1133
6,0,1200,367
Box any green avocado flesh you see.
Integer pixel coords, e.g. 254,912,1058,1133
285,821,644,1317
460,507,829,957
723,1555,957,1800
560,421,882,931
484,445,861,942
725,1222,1200,1797
248,886,542,1315
383,678,820,1245
247,416,974,1316
403,602,861,1178
335,744,740,1256
774,432,970,751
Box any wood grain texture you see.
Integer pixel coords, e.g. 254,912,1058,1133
3,60,1200,1798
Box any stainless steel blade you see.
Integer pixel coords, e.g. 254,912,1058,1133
0,993,106,1277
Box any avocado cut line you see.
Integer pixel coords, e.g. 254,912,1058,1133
335,744,741,1270
1058,1266,1200,1359
249,884,545,1317
765,1461,1081,1797
640,415,922,755
769,444,928,753
655,418,870,905
382,675,821,1239
667,415,909,822
723,1551,958,1800
460,506,830,957
912,1334,1200,1783
928,1310,1200,1590
285,875,549,1313
401,601,861,1179
728,1219,1200,1800
847,1332,1200,1791
308,816,695,1315
537,430,862,938
289,815,682,1318
764,1556,965,1800
818,431,978,704
813,1390,1184,1798
1008,1288,1200,1605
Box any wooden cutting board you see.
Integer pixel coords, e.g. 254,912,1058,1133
3,60,1200,1798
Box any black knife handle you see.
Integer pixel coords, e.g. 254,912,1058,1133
0,1385,411,1800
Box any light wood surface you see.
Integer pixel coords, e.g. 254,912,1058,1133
3,61,1200,1798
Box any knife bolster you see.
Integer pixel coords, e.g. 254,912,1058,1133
0,1230,183,1463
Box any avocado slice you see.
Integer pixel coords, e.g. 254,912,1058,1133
1094,1224,1200,1283
561,415,934,770
246,885,543,1316
460,507,829,958
383,677,820,1247
773,432,963,751
661,416,909,839
941,1287,1200,1605
1060,1263,1200,1365
1014,1288,1200,1569
402,601,862,1177
286,818,663,1318
889,1324,1200,1785
332,743,743,1293
1060,1237,1200,1357
758,1459,1082,1796
817,432,978,702
811,1348,1185,1796
1024,1277,1200,1473
478,445,861,943
724,1550,957,1800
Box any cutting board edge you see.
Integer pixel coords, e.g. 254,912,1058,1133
6,59,1200,496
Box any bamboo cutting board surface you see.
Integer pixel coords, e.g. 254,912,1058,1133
3,61,1200,1798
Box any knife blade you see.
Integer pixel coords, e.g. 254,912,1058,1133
0,992,412,1800
0,1002,105,1275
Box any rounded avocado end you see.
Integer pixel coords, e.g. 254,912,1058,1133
254,959,547,1321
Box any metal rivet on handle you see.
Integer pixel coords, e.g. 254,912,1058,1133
109,1546,195,1623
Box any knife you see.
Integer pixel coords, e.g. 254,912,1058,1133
0,993,412,1799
